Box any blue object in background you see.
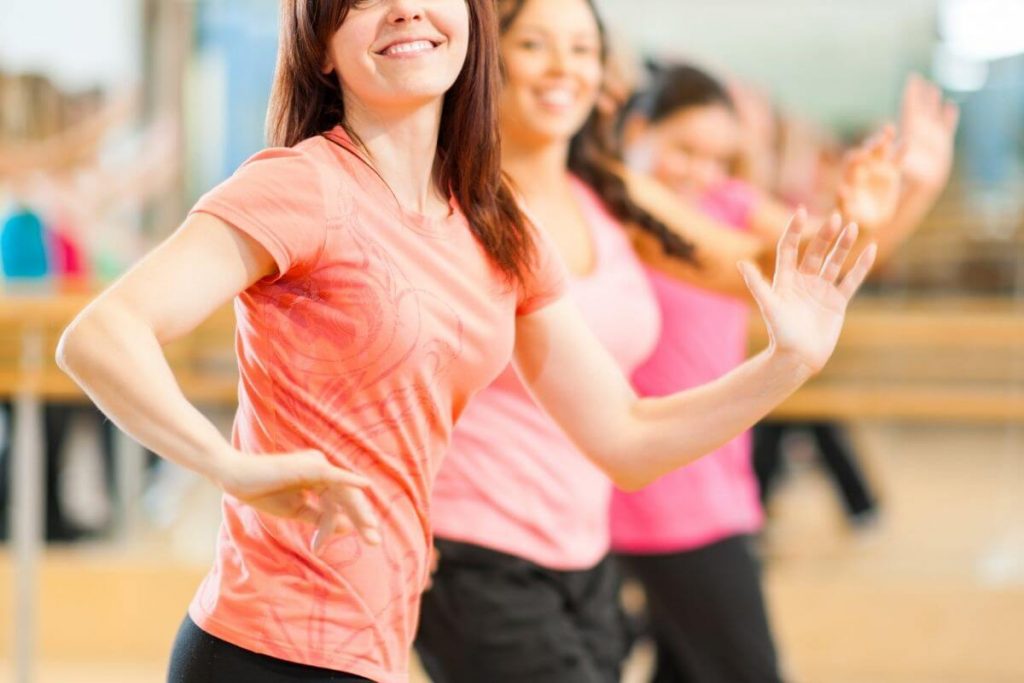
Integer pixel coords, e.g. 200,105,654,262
196,0,280,179
960,54,1024,189
1,207,50,279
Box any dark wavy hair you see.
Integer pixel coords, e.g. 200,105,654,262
632,62,736,123
267,0,536,286
497,0,696,265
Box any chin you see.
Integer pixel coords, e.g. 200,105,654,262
379,75,459,103
533,116,591,144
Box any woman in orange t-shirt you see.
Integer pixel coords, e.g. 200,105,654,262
58,1,875,681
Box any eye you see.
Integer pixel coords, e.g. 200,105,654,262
518,38,544,51
572,43,599,56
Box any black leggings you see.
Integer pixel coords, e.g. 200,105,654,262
619,535,783,683
167,616,371,682
754,420,877,518
416,539,628,683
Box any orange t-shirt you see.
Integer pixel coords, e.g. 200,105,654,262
186,127,566,682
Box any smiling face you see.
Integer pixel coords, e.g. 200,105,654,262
498,0,604,148
634,103,743,198
324,0,471,113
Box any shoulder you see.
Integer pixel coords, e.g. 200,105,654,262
227,135,362,220
237,138,333,182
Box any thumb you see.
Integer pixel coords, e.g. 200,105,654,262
738,260,774,313
284,450,372,490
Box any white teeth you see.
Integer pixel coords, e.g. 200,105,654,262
538,89,575,107
383,40,435,56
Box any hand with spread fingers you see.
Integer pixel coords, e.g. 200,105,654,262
837,125,902,230
214,448,381,553
896,73,960,192
739,209,877,374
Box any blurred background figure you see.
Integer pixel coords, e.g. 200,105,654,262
0,1,1022,683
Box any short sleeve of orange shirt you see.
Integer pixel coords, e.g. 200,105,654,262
191,147,327,280
516,223,568,316
182,131,566,683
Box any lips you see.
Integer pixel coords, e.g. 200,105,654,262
536,88,576,108
376,38,442,57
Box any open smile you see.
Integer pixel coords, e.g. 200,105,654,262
375,38,443,58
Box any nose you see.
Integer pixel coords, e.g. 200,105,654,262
386,0,425,24
544,42,572,76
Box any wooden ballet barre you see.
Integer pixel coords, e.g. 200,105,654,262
749,297,1024,422
0,288,239,402
2,290,1023,418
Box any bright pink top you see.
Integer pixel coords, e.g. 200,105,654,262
430,178,661,570
185,127,566,683
610,179,764,554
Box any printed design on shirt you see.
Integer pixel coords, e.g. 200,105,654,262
246,211,464,672
317,487,425,673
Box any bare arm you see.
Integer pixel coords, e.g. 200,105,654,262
616,129,898,300
57,214,270,477
615,165,771,298
57,214,379,547
514,211,876,490
873,74,959,265
791,75,958,269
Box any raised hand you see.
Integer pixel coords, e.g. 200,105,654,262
837,125,902,230
896,74,959,191
739,209,877,373
216,448,381,553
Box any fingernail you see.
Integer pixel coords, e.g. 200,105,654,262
366,528,382,545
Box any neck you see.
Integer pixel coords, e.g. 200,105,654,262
343,96,446,214
500,128,573,202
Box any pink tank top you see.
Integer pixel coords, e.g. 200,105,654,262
430,178,661,570
610,179,764,554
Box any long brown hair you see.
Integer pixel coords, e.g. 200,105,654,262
497,0,696,265
267,0,536,285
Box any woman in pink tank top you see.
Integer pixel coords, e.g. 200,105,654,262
417,3,901,682
57,1,882,681
613,64,958,682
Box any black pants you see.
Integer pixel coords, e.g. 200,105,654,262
168,616,371,682
0,402,116,541
619,535,783,683
416,538,628,683
754,420,876,518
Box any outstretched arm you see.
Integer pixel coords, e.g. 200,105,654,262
615,165,772,298
616,126,899,300
874,74,959,264
513,211,875,490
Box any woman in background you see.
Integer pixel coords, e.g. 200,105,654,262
417,2,894,681
613,64,958,682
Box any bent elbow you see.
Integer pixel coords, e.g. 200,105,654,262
611,471,652,493
55,318,88,376
56,308,111,379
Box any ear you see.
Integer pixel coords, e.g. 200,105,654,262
321,51,335,76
